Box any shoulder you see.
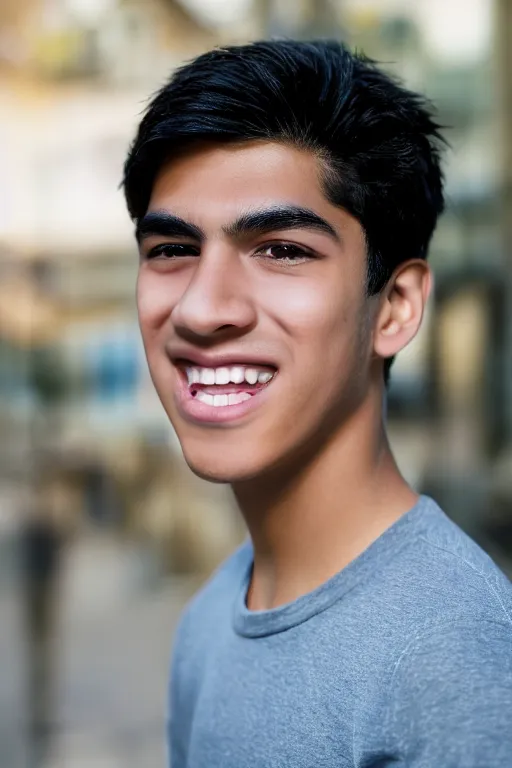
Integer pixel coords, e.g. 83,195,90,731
384,496,512,628
390,494,512,658
369,500,512,761
173,539,252,653
351,497,512,716
169,539,252,712
167,540,252,765
392,616,512,689
358,617,512,765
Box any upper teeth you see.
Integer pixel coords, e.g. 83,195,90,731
186,366,274,386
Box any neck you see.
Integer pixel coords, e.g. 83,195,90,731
232,388,417,610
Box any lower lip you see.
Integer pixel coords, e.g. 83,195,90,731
174,371,275,425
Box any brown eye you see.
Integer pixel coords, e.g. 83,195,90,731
256,244,314,264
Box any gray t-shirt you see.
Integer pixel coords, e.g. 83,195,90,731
168,495,512,767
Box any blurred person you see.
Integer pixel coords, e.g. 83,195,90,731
123,40,512,768
19,481,66,768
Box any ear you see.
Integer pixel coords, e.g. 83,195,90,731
373,260,432,362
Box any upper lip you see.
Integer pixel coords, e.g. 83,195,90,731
167,346,278,371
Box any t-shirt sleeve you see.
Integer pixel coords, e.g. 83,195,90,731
379,620,512,767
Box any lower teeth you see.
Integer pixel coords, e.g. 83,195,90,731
194,391,252,407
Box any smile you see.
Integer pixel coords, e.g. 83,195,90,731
186,365,274,407
174,362,277,424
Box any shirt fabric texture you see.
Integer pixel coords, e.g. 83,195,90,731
168,495,512,767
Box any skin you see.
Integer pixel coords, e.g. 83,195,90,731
136,140,431,610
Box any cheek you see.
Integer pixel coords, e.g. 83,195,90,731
268,276,356,350
267,276,370,417
136,270,177,335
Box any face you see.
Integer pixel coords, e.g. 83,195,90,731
136,141,376,483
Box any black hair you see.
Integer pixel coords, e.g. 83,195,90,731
123,39,445,382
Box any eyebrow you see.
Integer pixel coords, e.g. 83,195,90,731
136,211,205,243
224,205,341,242
135,204,340,245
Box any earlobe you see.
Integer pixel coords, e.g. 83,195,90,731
373,260,431,361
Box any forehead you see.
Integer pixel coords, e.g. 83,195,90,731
150,141,317,204
148,141,351,232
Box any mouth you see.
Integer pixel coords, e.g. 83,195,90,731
173,359,278,425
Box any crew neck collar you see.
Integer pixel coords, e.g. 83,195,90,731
232,495,435,638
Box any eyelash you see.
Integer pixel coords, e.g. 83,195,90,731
145,242,316,265
146,244,200,260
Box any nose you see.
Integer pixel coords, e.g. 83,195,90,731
171,247,256,341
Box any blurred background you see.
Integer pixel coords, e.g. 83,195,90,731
0,0,511,765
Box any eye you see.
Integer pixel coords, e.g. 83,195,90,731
145,243,200,260
254,243,315,265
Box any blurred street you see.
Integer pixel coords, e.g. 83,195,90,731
0,532,194,768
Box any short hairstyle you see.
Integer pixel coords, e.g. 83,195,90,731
124,39,445,381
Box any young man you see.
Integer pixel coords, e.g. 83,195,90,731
123,40,512,767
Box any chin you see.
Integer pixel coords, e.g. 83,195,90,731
179,436,273,485
184,462,243,484
182,452,261,485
